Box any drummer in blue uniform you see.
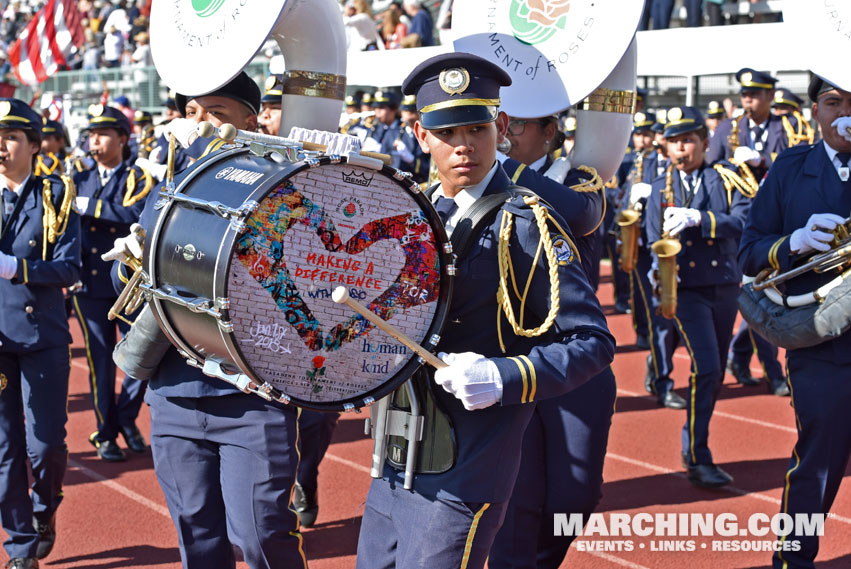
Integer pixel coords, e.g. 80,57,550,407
645,106,755,488
739,73,851,569
355,52,615,569
258,74,283,136
487,99,616,567
72,104,153,462
0,98,81,567
111,71,307,569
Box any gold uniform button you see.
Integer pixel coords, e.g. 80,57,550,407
711,260,718,267
707,239,714,246
91,269,98,276
28,239,37,247
686,240,693,247
688,261,696,268
25,305,34,314
91,247,98,254
89,226,97,232
109,227,117,234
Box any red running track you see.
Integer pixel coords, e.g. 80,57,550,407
3,261,850,568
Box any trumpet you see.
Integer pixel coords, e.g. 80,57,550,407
651,164,682,319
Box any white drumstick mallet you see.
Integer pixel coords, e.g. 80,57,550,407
331,286,447,369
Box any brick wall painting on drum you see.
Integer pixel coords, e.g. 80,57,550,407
227,164,442,405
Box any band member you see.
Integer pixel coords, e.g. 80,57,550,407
115,72,307,568
363,90,401,157
36,120,68,177
0,98,81,566
355,52,614,569
705,100,726,138
739,75,851,569
488,109,617,565
130,110,156,160
772,87,817,146
258,74,283,136
561,115,576,156
646,106,754,488
391,94,429,184
73,105,152,462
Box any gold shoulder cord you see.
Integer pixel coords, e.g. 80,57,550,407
495,195,579,352
713,163,758,208
124,166,153,207
570,164,606,235
41,175,76,260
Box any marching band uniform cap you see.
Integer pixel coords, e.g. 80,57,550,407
735,68,777,92
706,100,725,118
41,118,64,136
651,111,667,134
772,88,803,109
401,94,417,112
563,116,576,136
632,111,656,133
262,74,284,104
163,89,177,109
175,71,261,116
401,52,512,130
663,106,705,138
636,87,648,103
345,94,361,108
808,74,840,102
0,98,42,136
361,92,374,107
372,90,400,108
87,103,131,135
133,110,153,125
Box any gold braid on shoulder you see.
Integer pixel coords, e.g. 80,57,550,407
495,195,579,352
124,166,153,207
713,163,758,207
569,165,602,193
782,112,815,146
41,175,76,260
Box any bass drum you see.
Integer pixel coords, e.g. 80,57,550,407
146,147,453,411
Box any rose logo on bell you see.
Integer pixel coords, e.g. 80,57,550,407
509,0,572,45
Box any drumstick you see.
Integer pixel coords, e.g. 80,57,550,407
331,287,447,369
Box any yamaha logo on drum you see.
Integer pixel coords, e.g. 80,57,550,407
342,170,374,187
215,166,264,185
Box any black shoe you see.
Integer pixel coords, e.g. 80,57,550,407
614,300,631,314
292,484,318,528
727,359,760,386
120,424,148,453
769,377,791,397
5,558,38,569
635,333,650,350
33,515,55,560
686,463,733,488
644,355,655,394
658,390,687,409
89,433,126,462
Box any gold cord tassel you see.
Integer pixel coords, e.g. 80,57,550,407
41,176,76,260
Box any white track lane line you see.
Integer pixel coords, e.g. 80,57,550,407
67,458,172,519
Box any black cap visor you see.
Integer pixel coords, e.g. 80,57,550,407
420,105,498,130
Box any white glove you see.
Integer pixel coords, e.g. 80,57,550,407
360,137,382,153
0,252,17,279
101,222,145,265
663,207,702,236
433,352,503,411
832,117,851,143
75,196,90,214
392,139,414,164
790,213,846,254
629,182,652,207
135,157,168,181
164,118,200,148
733,145,762,166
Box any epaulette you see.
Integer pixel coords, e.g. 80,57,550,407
124,164,153,207
35,153,62,176
40,174,76,260
568,165,602,193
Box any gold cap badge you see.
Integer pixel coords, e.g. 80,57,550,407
88,103,104,117
741,72,753,84
439,67,470,95
265,75,278,91
0,101,10,119
708,101,720,111
667,107,683,122
634,112,646,124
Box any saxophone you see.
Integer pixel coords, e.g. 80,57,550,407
616,148,650,273
727,115,757,184
650,163,682,319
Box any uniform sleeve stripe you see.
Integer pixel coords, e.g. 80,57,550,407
511,163,527,184
508,356,529,403
707,211,716,239
518,355,537,402
22,259,28,283
94,199,103,219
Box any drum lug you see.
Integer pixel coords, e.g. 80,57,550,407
215,297,231,309
342,402,356,413
327,154,342,164
218,320,234,333
306,157,322,168
428,334,440,347
442,243,454,254
445,263,456,276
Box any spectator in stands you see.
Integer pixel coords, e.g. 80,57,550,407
103,25,123,68
343,0,380,52
402,0,434,47
649,0,675,30
0,49,10,81
706,0,726,26
382,2,407,49
113,95,135,125
685,0,703,26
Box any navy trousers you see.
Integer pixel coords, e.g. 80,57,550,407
729,320,784,381
684,0,704,26
356,477,507,569
0,347,69,559
651,0,676,29
296,409,339,491
674,284,738,466
772,355,851,569
636,249,680,395
147,391,305,569
604,233,629,307
488,368,617,569
74,295,146,443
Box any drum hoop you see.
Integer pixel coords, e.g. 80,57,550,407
151,149,454,411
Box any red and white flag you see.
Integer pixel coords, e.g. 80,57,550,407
9,0,86,86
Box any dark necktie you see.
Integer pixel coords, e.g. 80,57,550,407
837,152,851,182
434,195,458,226
2,188,17,226
683,174,695,206
752,125,764,151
